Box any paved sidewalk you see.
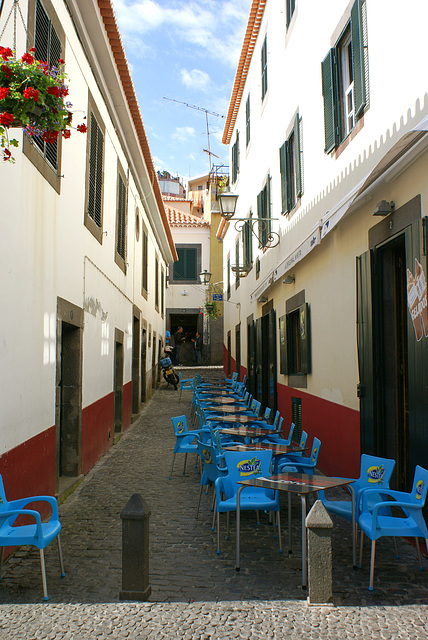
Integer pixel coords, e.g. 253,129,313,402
1,367,428,639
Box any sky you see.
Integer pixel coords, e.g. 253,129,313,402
112,0,253,184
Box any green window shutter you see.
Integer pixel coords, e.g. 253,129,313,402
299,303,311,374
266,174,272,241
279,314,288,375
88,112,104,228
261,36,268,100
174,247,197,281
246,95,250,146
294,113,303,198
279,142,288,214
321,49,338,153
35,0,49,64
257,191,264,247
116,172,127,260
351,0,367,117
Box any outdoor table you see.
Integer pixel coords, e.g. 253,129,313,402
203,405,252,414
213,415,268,424
198,391,238,397
235,471,354,589
219,426,276,439
201,397,247,405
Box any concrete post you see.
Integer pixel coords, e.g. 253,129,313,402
305,499,333,604
120,494,151,601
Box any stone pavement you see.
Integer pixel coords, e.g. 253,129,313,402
1,367,428,639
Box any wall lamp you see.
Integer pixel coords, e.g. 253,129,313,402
199,270,212,285
218,190,280,249
283,275,295,284
231,264,252,278
258,296,268,304
373,200,395,216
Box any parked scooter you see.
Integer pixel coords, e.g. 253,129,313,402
160,346,180,390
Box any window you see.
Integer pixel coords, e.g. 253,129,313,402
142,225,148,295
171,245,201,283
257,175,271,247
242,210,253,269
115,166,127,273
231,131,240,184
261,35,268,101
24,0,65,190
227,255,231,300
161,269,165,316
321,0,368,153
155,257,159,309
84,107,105,242
286,0,296,27
246,95,250,147
279,113,303,215
235,239,240,289
280,291,311,387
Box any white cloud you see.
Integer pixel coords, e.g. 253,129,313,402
172,126,196,142
180,68,210,91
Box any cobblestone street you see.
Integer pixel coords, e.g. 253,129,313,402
1,368,428,639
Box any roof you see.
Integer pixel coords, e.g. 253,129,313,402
96,0,177,261
166,207,210,228
222,0,267,145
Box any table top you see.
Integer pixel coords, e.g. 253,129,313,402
198,391,237,397
223,443,306,456
219,426,276,437
238,472,353,495
212,414,267,423
204,406,251,414
201,397,246,405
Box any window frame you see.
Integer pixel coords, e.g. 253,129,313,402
279,112,303,216
142,224,148,297
245,94,250,147
231,131,240,184
281,290,311,387
84,97,105,243
321,0,368,154
286,0,296,27
257,175,272,248
242,210,253,270
24,0,65,192
261,34,268,101
115,162,128,273
170,244,201,284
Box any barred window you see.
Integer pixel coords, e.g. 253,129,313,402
87,112,104,228
115,170,127,271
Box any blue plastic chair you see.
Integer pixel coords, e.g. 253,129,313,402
358,465,428,590
196,440,227,520
278,436,321,474
0,475,64,601
214,450,282,555
170,415,200,478
178,371,195,401
224,372,238,384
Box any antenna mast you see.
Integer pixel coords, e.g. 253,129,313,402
163,97,224,171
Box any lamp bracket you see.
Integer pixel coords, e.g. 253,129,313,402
233,218,280,248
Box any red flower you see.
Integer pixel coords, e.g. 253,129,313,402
3,148,12,161
60,86,69,97
21,52,34,65
58,59,65,65
42,130,59,143
0,112,14,127
0,87,10,100
77,123,87,133
1,65,11,78
0,47,13,60
47,86,61,97
23,87,39,102
62,129,71,139
29,47,36,52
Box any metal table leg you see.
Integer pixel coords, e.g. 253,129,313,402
300,494,307,589
235,485,244,571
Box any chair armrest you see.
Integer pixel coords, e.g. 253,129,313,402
2,508,43,536
360,487,409,511
9,495,59,519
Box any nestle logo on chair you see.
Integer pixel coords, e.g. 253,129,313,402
367,465,385,483
237,457,262,476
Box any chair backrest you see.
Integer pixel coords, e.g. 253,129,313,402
223,450,273,496
242,374,247,385
272,410,280,429
284,422,294,442
250,399,261,416
232,372,238,382
171,415,189,435
410,465,428,506
299,430,308,448
356,454,396,491
263,407,271,421
197,440,224,484
309,437,321,465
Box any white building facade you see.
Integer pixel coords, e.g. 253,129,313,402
221,0,428,483
0,0,175,502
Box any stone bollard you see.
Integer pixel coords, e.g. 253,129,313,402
120,494,151,601
305,499,333,604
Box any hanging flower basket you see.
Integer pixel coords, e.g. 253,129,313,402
205,300,220,320
0,46,87,162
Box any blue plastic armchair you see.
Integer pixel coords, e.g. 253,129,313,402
358,465,428,590
196,440,227,520
0,475,64,601
178,371,195,401
170,415,200,478
278,436,321,474
214,449,282,555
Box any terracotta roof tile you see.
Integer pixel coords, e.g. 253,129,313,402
166,207,210,228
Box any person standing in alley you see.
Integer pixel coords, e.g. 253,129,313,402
192,331,202,364
173,326,185,365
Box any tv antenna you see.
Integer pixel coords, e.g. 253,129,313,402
163,97,224,171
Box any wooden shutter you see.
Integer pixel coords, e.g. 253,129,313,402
246,95,250,146
35,0,49,63
116,172,127,260
257,190,263,247
321,49,338,153
279,141,288,214
261,36,268,100
88,112,104,227
351,0,367,117
294,113,303,198
299,303,311,374
279,315,287,374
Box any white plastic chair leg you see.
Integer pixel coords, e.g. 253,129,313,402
57,535,65,577
40,548,49,601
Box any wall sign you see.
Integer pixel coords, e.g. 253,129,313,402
407,258,427,341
